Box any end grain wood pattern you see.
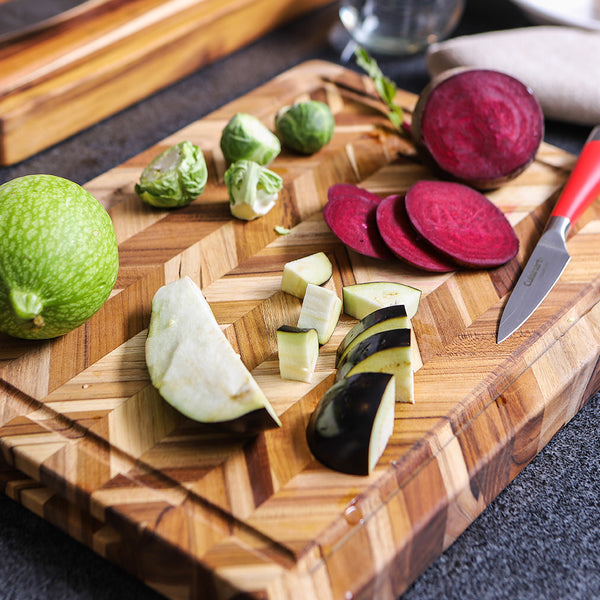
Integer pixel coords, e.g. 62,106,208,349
1,61,600,600
0,0,334,166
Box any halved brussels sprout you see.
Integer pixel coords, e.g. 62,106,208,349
220,113,281,165
224,159,283,220
135,140,208,208
275,100,335,155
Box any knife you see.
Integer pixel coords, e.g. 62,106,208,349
497,125,600,343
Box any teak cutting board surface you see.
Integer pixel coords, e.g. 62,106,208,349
0,0,334,166
2,60,600,600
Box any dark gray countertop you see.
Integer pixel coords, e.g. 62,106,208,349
1,1,600,599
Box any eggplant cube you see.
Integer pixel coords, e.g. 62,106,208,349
306,372,395,475
297,283,342,345
277,325,319,382
342,281,421,320
281,252,333,299
336,329,414,403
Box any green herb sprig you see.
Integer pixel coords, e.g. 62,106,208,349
354,47,403,129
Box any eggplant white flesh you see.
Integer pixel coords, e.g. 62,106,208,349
297,283,342,345
306,372,395,475
281,251,333,299
336,329,414,403
342,281,421,320
145,276,281,431
336,304,409,367
277,325,319,382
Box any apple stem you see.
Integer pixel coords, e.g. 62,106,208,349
9,289,44,326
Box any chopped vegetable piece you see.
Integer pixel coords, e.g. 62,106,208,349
404,180,519,268
342,281,421,320
412,68,544,190
220,113,281,165
135,141,208,208
281,252,333,299
297,283,342,345
336,328,414,403
336,304,409,367
306,372,395,475
376,194,458,272
277,325,319,383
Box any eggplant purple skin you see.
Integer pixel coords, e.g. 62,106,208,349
306,372,393,476
336,304,408,363
336,328,411,381
186,407,280,435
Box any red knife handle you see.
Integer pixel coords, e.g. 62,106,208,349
552,127,600,225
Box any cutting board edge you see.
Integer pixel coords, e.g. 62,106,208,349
2,298,600,600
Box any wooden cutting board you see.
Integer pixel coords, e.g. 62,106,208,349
1,60,600,600
0,0,334,166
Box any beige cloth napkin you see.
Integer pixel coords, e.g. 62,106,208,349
426,26,600,126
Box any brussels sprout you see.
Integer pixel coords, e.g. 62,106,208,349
135,140,208,208
220,113,281,165
224,160,283,221
275,100,335,155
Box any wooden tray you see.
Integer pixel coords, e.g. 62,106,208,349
1,60,600,600
0,0,334,166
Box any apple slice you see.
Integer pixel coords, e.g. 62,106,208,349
277,325,319,382
342,281,421,320
336,304,409,367
306,372,395,475
297,283,342,345
281,251,333,299
336,329,414,403
145,276,281,431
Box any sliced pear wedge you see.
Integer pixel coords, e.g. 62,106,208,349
336,328,414,403
281,251,333,299
306,372,395,476
145,276,281,432
342,281,421,320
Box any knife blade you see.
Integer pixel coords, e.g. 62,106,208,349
497,125,600,343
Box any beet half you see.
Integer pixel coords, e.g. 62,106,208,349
323,184,393,260
376,194,458,273
404,180,519,268
412,68,544,190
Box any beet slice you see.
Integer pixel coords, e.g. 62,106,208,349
328,183,384,204
412,68,544,190
376,194,458,272
324,187,394,260
404,180,519,268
